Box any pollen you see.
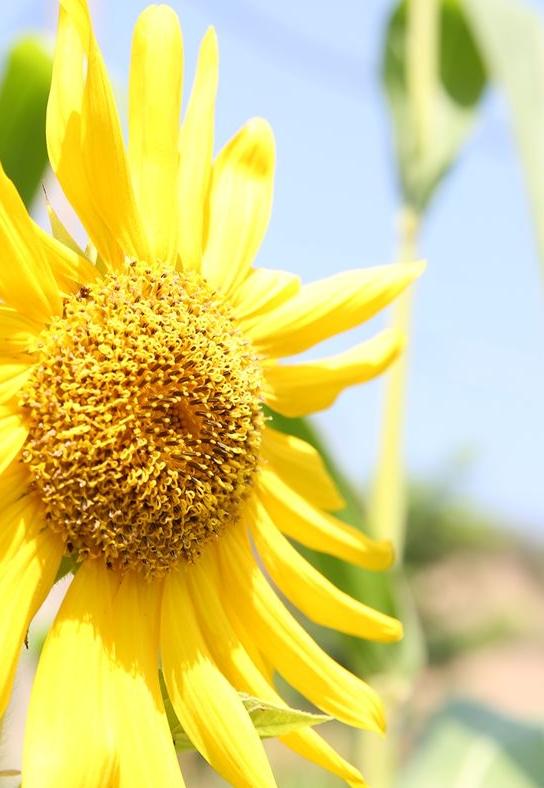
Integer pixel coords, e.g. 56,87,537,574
19,263,264,576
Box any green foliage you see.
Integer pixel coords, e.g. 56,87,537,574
383,0,487,212
440,0,486,106
462,0,544,277
398,700,544,787
404,476,511,568
0,37,52,207
425,617,520,665
163,688,331,752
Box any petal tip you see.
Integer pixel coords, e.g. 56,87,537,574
383,618,404,643
406,258,427,280
245,116,276,158
136,4,181,34
371,538,396,570
221,117,275,182
200,26,219,68
369,696,387,736
381,326,408,358
203,25,218,45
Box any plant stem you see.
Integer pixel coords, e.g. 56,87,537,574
369,207,420,559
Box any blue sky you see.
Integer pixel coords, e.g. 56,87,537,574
3,0,544,531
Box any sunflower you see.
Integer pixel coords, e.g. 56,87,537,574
0,1,422,786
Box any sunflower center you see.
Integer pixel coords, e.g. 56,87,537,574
20,263,263,576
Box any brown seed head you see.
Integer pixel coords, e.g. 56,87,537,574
20,263,263,576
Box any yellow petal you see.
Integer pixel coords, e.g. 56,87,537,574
177,27,218,271
0,306,41,357
113,573,185,788
0,497,38,566
186,548,273,689
0,163,61,322
283,729,366,787
262,427,344,511
190,549,273,681
219,527,385,732
129,5,183,265
23,560,119,787
0,362,35,404
161,568,277,788
0,404,28,475
244,261,425,358
48,0,149,268
0,459,32,511
46,202,84,255
48,1,123,267
81,11,150,264
0,497,62,717
252,500,402,642
232,267,301,321
258,467,394,570
188,547,366,787
263,328,405,417
202,118,275,295
36,220,98,293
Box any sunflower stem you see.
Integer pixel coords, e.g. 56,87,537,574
368,206,419,558
360,207,421,787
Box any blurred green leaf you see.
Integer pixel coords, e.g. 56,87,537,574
404,472,512,569
0,37,52,207
462,0,544,277
163,688,331,752
424,617,519,665
383,0,487,212
237,694,331,738
397,700,544,787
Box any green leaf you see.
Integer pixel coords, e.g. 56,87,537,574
383,0,487,212
461,0,544,277
397,700,544,787
0,37,52,207
236,693,331,739
163,689,331,752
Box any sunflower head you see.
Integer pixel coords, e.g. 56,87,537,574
20,262,263,575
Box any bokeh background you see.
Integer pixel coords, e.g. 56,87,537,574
1,1,543,786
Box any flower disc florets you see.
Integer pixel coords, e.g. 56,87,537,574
20,263,263,576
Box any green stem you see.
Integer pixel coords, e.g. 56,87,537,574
359,207,421,788
368,207,420,559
